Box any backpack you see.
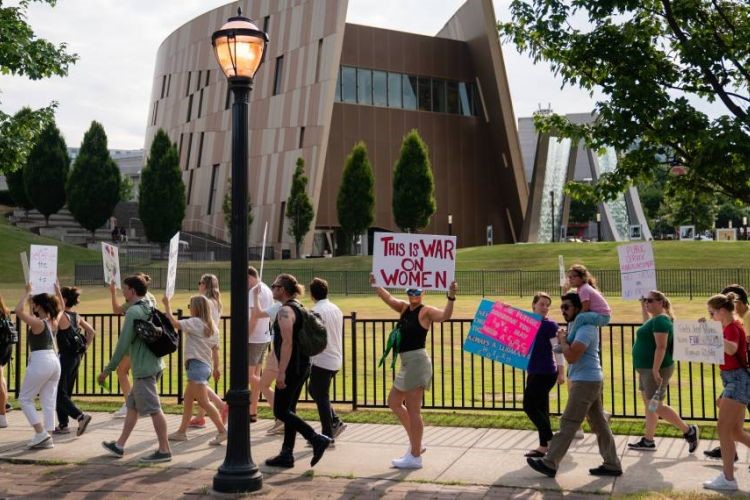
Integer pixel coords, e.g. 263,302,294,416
132,303,179,358
285,300,328,357
0,316,18,347
57,312,87,355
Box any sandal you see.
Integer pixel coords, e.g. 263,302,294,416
524,449,546,458
249,414,257,423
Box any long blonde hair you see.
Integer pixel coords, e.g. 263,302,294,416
200,274,222,313
0,294,9,318
649,290,674,321
190,295,217,337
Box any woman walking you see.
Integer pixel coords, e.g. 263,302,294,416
703,293,750,491
523,292,565,457
163,294,226,445
53,286,96,437
370,274,457,469
15,283,62,448
627,290,698,452
0,294,14,429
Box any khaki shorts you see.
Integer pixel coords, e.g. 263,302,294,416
248,342,270,366
126,371,163,416
394,349,432,392
265,348,278,372
637,365,674,400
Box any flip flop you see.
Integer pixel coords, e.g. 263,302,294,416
524,449,546,458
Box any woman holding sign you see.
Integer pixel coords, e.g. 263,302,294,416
370,274,457,470
703,293,750,492
627,291,698,453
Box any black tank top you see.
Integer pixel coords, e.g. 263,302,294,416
29,320,55,352
273,300,310,375
399,305,428,353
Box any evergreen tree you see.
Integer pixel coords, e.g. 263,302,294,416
66,121,121,240
6,167,33,215
24,121,69,225
392,129,436,232
337,141,374,255
222,177,253,241
138,129,185,246
286,157,314,257
119,176,134,202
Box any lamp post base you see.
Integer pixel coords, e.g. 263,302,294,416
213,465,263,493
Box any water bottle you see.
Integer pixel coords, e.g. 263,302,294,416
647,384,663,413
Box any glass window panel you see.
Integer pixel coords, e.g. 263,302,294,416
470,83,480,116
446,81,459,114
372,70,387,107
431,79,446,113
388,72,402,108
342,66,356,103
357,68,372,105
403,75,417,110
417,77,431,111
458,82,471,116
335,67,341,102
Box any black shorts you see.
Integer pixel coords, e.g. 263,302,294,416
0,343,12,366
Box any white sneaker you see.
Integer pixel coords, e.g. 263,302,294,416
703,472,738,491
113,404,128,418
34,438,54,449
574,429,585,439
28,431,51,448
0,414,7,428
603,411,612,424
209,432,227,446
391,452,423,469
404,445,427,457
266,419,284,435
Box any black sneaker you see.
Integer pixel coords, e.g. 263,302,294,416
101,441,124,458
628,437,656,451
589,465,623,477
4,403,11,411
310,434,332,467
527,457,556,478
139,450,172,464
684,425,699,454
704,446,738,462
265,452,294,468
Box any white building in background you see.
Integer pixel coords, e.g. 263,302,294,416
68,148,145,199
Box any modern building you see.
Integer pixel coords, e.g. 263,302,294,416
144,0,528,256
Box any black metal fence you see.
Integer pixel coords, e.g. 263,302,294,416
4,313,724,421
74,264,750,298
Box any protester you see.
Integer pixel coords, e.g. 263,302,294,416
15,283,63,449
565,264,611,326
308,278,346,442
702,293,750,491
628,290,698,452
523,292,565,458
247,266,273,423
99,275,171,464
527,292,622,478
250,284,283,435
0,294,12,429
163,295,226,445
370,273,458,469
265,274,332,469
109,273,157,418
53,286,96,437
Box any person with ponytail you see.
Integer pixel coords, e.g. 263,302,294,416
565,264,611,327
628,291,698,453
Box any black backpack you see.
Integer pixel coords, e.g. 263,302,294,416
57,312,87,355
285,300,328,357
0,316,18,347
132,303,179,358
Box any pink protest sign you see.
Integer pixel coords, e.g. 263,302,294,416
480,302,541,356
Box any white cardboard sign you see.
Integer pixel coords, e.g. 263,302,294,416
558,255,566,287
29,245,57,294
372,232,456,291
165,232,180,299
101,242,121,289
617,241,657,300
672,320,724,365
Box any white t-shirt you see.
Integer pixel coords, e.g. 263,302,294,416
248,282,273,344
311,299,344,371
179,317,219,368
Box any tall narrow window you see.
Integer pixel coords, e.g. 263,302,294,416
387,72,402,108
185,72,191,97
207,164,219,215
178,133,184,166
160,75,166,99
417,77,431,111
186,94,193,122
335,67,341,102
277,201,286,242
196,132,204,168
196,70,202,92
186,170,194,204
185,133,193,171
273,55,284,95
402,75,417,110
263,15,270,33
357,68,372,105
197,88,204,118
314,39,323,82
372,70,387,107
446,81,459,114
166,74,171,97
341,66,356,103
431,79,446,113
458,82,472,116
204,70,210,87
151,101,159,126
299,127,305,148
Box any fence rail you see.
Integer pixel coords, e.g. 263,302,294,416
74,265,750,298
5,313,723,421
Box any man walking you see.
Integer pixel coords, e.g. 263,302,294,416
98,275,171,463
308,278,346,441
247,266,273,423
527,292,621,478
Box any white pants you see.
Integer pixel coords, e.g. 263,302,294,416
19,350,61,431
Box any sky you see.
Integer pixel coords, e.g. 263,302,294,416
0,0,611,149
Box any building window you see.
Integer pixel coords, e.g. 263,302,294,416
187,170,194,204
263,15,270,33
273,55,284,95
315,38,323,82
205,70,210,87
341,66,356,103
185,133,193,171
178,133,184,165
417,77,431,112
196,132,204,168
160,75,167,99
185,71,191,97
403,74,417,110
196,70,202,92
299,127,305,148
166,74,171,97
446,81,459,114
458,82,472,116
335,66,341,101
387,72,402,108
431,79,446,113
151,101,159,126
186,94,193,122
277,201,286,242
372,70,387,107
207,164,220,215
197,88,204,118
357,68,372,105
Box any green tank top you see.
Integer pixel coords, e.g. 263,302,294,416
29,320,55,351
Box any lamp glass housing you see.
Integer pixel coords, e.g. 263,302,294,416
212,17,268,79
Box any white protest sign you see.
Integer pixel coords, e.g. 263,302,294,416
29,245,57,294
617,241,657,300
558,255,565,287
372,232,456,291
20,251,29,284
259,221,268,282
165,232,180,299
101,242,121,289
672,320,724,365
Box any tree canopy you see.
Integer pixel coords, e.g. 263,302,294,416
392,129,436,232
24,120,69,225
286,157,314,257
337,141,375,254
499,0,750,206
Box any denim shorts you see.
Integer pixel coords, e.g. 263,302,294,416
720,368,750,406
186,359,211,384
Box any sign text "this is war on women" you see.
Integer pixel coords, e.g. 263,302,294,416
372,232,457,291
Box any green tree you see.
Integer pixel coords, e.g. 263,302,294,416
499,1,750,206
23,121,69,225
567,198,597,225
6,166,33,214
392,129,436,232
66,121,121,240
0,1,78,174
119,176,134,202
715,198,750,229
337,141,375,255
286,157,314,257
138,129,185,246
222,177,253,241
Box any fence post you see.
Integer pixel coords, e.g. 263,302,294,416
689,270,693,300
351,312,358,410
345,271,349,296
481,271,485,297
176,308,184,403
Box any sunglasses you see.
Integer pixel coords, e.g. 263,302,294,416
560,304,572,311
708,309,717,316
643,298,658,303
270,284,281,290
406,289,423,297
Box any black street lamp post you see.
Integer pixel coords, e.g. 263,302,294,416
448,214,453,236
596,212,601,242
211,9,268,494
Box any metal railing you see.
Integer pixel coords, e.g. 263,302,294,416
4,314,724,421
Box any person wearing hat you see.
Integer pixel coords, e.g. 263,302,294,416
369,274,457,469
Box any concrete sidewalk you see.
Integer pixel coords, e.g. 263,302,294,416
0,410,743,498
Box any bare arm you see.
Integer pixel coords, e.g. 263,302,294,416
581,300,591,312
724,339,739,355
251,286,270,319
652,332,668,385
424,282,457,322
248,287,259,338
562,341,587,364
369,273,407,314
110,281,125,315
79,317,96,346
212,346,220,381
15,284,45,334
276,305,294,388
161,295,181,331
